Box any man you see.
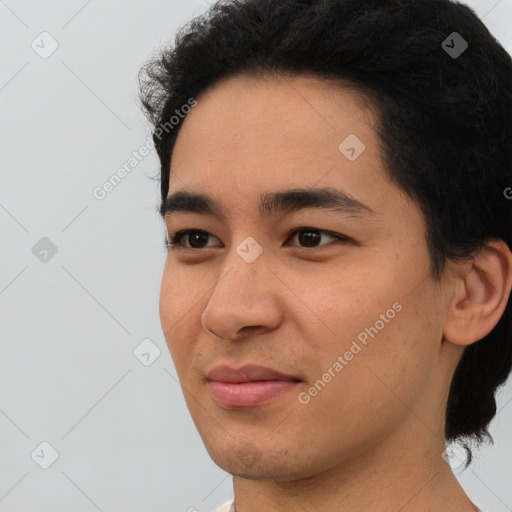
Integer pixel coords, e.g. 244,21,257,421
138,0,512,510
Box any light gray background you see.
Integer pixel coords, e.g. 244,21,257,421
1,1,511,511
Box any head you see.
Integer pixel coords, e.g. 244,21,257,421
139,0,512,473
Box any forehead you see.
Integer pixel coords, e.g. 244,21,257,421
167,73,393,218
173,72,378,154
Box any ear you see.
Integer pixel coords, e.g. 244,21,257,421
443,239,512,346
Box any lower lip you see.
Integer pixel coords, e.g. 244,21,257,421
208,380,299,408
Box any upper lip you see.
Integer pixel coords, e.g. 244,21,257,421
206,364,301,383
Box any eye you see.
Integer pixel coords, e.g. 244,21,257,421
166,230,219,250
165,228,350,251
287,227,349,249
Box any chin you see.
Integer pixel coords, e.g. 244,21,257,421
206,443,317,482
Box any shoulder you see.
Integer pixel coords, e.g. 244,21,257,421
211,501,487,512
212,499,234,512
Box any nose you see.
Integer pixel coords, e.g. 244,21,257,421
201,258,285,341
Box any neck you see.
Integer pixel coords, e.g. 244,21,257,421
231,423,478,512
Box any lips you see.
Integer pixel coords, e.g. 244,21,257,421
206,364,302,408
206,364,301,383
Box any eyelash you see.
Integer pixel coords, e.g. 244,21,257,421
165,228,350,251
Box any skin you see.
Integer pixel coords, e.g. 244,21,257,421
159,73,512,512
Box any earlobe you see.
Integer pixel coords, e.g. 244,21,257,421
443,240,512,346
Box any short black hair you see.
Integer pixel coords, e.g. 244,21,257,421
138,0,512,466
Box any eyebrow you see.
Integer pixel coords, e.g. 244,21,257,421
160,187,376,221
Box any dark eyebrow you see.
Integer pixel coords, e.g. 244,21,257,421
160,187,376,221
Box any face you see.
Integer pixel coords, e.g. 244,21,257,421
159,73,458,480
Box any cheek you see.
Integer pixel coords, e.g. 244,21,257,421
159,261,203,323
321,287,440,417
159,265,199,364
299,307,436,447
287,263,397,343
292,255,438,381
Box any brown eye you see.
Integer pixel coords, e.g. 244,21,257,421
165,227,349,252
288,228,348,248
167,230,219,250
